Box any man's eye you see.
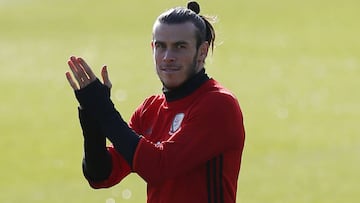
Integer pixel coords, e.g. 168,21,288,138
155,43,165,49
177,45,186,49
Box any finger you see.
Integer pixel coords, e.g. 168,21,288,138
101,65,112,88
67,59,81,83
65,71,79,90
69,56,89,87
77,57,97,82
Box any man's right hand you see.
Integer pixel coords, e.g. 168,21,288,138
65,56,112,91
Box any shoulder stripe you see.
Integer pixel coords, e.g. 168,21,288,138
219,155,224,203
207,161,211,203
206,154,224,203
213,159,218,203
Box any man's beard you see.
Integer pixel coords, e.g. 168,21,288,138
162,50,200,91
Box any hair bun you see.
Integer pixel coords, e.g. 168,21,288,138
187,1,200,14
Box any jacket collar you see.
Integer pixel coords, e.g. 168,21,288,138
163,68,210,102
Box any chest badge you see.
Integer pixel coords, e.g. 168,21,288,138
170,113,185,134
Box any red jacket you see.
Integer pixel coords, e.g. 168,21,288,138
88,79,245,203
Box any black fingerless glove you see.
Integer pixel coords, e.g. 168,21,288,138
79,107,112,182
75,79,140,167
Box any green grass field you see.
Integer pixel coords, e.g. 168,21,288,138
1,0,359,202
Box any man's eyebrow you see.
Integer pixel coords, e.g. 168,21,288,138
153,40,165,45
174,41,189,46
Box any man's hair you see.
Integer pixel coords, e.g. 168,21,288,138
155,1,216,52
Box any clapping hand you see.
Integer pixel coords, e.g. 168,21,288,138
66,56,112,90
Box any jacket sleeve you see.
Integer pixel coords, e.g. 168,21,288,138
132,92,245,185
87,147,132,189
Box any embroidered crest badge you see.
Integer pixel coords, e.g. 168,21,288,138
169,113,185,134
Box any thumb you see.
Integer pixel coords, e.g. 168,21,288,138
101,65,112,89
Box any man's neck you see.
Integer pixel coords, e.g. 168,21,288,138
163,68,210,102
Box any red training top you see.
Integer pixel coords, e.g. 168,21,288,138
88,79,245,203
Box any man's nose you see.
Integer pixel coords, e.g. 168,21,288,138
163,49,176,63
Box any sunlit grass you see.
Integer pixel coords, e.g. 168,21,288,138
0,0,359,202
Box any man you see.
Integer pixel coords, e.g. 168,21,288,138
66,1,245,202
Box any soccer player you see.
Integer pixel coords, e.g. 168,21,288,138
65,1,245,202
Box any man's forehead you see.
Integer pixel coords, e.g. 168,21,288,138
152,22,197,43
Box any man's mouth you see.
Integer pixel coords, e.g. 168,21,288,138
160,66,181,73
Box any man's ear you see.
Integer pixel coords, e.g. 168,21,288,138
199,41,209,61
151,40,155,53
151,41,154,49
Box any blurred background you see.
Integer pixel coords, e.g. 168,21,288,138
0,0,359,202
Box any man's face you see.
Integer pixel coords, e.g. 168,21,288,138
152,21,208,90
